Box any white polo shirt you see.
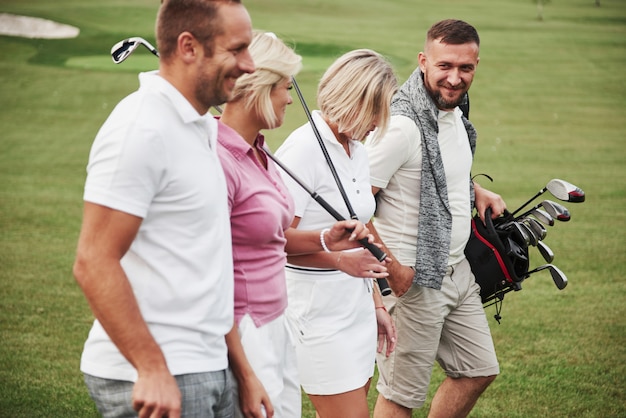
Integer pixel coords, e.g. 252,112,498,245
366,109,472,267
80,71,234,381
275,110,375,229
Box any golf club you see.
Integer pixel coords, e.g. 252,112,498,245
545,179,585,203
519,220,538,246
537,241,554,263
289,76,391,295
523,264,568,290
530,208,555,227
539,200,571,222
502,220,531,247
290,76,356,221
516,199,571,222
511,178,585,216
110,38,225,114
111,36,159,63
524,217,547,241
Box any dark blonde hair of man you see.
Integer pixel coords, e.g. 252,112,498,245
157,0,243,59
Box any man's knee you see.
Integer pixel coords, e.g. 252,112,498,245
464,374,496,395
374,393,412,418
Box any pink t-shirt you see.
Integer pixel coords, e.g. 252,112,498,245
217,120,295,327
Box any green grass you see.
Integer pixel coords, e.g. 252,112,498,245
1,0,625,416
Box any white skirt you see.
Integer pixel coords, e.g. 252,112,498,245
285,266,376,395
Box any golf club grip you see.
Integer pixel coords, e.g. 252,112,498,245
313,193,391,294
377,277,391,296
313,193,390,293
357,239,391,296
314,196,390,262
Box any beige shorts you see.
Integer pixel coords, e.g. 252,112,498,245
376,258,500,409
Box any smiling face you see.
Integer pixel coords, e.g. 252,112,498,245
194,3,255,109
418,38,479,111
266,77,293,129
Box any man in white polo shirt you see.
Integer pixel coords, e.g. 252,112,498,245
72,1,254,416
365,19,507,418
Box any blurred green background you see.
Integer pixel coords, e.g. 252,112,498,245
1,0,624,416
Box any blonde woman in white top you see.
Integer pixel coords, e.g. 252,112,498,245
276,49,398,418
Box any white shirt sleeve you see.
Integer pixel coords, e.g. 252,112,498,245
365,115,421,189
84,105,165,218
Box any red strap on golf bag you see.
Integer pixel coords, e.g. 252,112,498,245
469,217,513,284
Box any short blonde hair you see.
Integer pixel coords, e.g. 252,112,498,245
231,31,302,128
317,49,397,141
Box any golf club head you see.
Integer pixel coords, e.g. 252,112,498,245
540,200,571,222
111,37,159,64
537,240,555,263
519,221,538,246
531,208,555,227
511,178,585,217
546,179,585,203
523,264,568,290
507,221,531,247
547,264,568,290
526,217,547,240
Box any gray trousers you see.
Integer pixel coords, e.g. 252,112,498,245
84,370,233,418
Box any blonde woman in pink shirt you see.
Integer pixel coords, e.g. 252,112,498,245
217,32,389,418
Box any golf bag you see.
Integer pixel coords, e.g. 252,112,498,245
464,208,529,305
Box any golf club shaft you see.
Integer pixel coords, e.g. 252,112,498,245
291,77,358,220
514,203,543,221
511,187,547,216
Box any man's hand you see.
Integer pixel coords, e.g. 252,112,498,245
474,181,506,223
132,370,181,418
387,263,414,297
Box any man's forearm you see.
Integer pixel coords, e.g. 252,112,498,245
365,220,413,290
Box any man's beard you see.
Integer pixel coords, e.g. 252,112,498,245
426,84,467,110
423,74,467,110
432,90,464,110
196,72,233,111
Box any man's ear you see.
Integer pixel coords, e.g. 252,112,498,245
177,31,199,63
417,52,426,72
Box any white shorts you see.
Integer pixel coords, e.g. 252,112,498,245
231,314,301,418
285,266,376,395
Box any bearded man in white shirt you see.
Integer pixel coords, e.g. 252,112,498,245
365,19,507,418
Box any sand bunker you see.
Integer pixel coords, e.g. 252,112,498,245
0,13,79,39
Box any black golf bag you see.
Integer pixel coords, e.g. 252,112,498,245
464,208,530,305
